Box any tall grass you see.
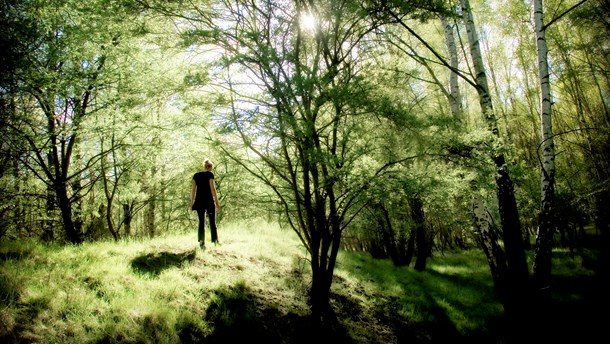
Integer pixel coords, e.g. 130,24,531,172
0,220,602,343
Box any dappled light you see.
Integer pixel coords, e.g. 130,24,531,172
1,0,608,342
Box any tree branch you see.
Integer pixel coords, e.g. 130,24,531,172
543,0,588,30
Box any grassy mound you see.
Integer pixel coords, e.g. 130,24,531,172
0,220,604,343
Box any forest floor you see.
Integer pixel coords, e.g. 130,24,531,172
0,220,606,343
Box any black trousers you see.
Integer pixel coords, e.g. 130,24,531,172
196,205,217,244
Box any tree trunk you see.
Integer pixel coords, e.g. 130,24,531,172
106,197,119,241
101,143,120,241
43,181,55,242
146,197,155,238
440,15,462,120
471,194,508,296
410,196,428,271
145,165,156,238
12,157,25,237
310,215,342,332
461,0,530,318
123,203,132,237
56,183,81,244
310,260,334,327
377,204,400,264
532,0,556,294
404,228,415,266
72,148,83,236
495,162,528,285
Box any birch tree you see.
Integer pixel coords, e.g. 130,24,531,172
531,0,555,294
531,0,589,294
460,0,530,308
440,14,463,120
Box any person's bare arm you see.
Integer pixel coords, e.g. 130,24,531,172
209,178,220,210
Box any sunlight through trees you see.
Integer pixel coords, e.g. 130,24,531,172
1,0,608,340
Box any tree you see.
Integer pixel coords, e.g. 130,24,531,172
0,0,170,242
459,0,531,319
3,0,109,243
209,0,385,324
379,0,531,315
531,0,556,295
544,0,610,278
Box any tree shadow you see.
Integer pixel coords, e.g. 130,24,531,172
336,253,498,343
0,248,33,262
527,253,609,344
192,281,352,344
130,249,196,277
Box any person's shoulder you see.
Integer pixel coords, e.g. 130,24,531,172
205,171,215,178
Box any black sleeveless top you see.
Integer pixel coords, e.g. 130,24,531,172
192,171,214,210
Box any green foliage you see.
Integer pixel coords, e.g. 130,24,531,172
1,5,609,342
1,0,605,255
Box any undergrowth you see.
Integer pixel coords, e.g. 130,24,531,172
0,220,604,343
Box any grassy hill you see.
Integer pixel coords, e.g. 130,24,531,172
0,220,604,343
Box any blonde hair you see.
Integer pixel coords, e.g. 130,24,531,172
203,159,214,171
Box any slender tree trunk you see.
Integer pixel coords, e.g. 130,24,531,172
12,156,25,237
377,204,400,264
471,195,508,293
72,148,83,236
410,196,428,271
123,203,132,237
442,10,509,291
44,173,55,242
404,227,416,266
105,197,119,240
101,139,120,241
460,0,529,318
56,183,80,244
532,0,556,293
146,195,156,238
145,165,156,238
441,15,462,120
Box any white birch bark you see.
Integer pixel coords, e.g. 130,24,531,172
460,0,496,133
441,15,462,120
460,0,529,296
532,0,556,291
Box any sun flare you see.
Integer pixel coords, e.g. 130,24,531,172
300,12,317,31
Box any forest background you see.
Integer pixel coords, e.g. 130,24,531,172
1,0,609,342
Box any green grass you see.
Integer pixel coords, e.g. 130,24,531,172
0,220,604,343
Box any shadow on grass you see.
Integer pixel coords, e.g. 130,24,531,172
191,281,353,344
130,249,196,277
0,246,33,262
337,252,501,343
0,294,50,343
528,248,609,344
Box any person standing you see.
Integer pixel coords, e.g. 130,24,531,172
190,159,220,250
